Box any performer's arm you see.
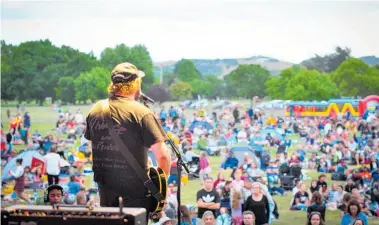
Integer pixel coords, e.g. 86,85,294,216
151,142,171,176
142,113,171,176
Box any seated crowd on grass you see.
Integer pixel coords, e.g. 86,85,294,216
1,103,379,225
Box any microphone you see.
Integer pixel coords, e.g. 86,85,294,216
140,93,155,104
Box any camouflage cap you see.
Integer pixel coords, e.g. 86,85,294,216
111,62,145,83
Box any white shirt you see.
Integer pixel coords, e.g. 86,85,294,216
324,123,332,134
11,165,24,178
44,153,61,175
75,113,84,124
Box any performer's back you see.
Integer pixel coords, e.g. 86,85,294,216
84,96,167,208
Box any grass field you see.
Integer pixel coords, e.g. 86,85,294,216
1,104,378,225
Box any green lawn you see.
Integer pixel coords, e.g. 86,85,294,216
1,104,378,225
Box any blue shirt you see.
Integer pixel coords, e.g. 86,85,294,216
169,109,177,117
340,212,368,225
67,181,81,195
160,111,167,119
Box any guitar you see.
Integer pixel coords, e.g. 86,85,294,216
148,167,168,213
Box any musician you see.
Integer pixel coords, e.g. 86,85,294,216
46,184,63,205
84,62,171,213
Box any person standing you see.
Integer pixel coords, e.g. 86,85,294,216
43,145,61,186
84,62,170,214
244,182,270,225
9,159,30,203
196,177,221,221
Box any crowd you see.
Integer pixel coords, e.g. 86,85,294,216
1,101,379,225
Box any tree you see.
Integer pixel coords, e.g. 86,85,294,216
74,67,110,103
331,58,379,97
266,67,338,100
146,84,170,103
285,69,338,100
265,66,299,99
224,64,270,98
174,59,201,82
100,44,155,89
162,72,177,88
1,41,17,102
1,40,98,105
169,82,192,100
301,46,351,73
190,75,224,99
55,77,76,104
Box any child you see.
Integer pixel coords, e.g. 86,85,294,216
231,191,243,225
216,207,231,225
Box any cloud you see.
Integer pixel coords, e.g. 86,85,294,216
2,0,379,63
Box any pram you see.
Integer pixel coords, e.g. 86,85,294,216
279,164,302,190
188,156,200,180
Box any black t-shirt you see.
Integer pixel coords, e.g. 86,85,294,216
293,191,309,205
244,195,270,225
344,184,357,193
84,97,167,199
221,186,231,200
317,181,328,192
310,186,319,194
196,189,220,218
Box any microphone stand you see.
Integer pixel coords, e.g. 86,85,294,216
166,138,189,224
140,96,189,222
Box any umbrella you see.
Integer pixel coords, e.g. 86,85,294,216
2,150,45,181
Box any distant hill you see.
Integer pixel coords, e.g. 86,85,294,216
153,56,294,79
359,56,379,65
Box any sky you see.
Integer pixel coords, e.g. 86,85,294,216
2,0,379,63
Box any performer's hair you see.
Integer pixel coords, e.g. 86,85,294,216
108,78,141,96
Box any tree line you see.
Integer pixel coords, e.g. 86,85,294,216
1,40,378,105
1,40,155,105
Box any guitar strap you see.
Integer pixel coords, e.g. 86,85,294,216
100,99,164,203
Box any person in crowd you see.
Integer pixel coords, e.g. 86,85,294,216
199,152,210,186
67,174,81,195
213,172,226,189
231,190,243,225
159,216,177,225
216,207,231,225
179,205,192,225
196,177,220,221
292,183,309,211
9,158,30,203
306,211,325,225
202,210,216,225
351,218,366,225
307,191,326,221
244,182,270,225
345,178,358,193
150,212,162,225
340,199,368,225
43,145,61,186
241,178,253,202
23,166,33,188
309,180,319,194
242,211,256,225
316,174,328,198
232,169,244,191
